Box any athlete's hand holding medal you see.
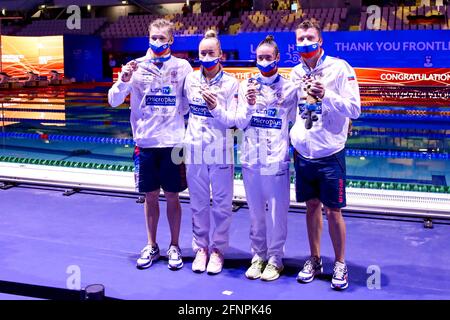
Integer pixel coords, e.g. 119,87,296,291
200,84,218,110
246,78,258,106
120,60,138,82
301,75,324,129
304,76,325,99
122,57,163,85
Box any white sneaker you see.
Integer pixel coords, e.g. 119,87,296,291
136,244,160,269
331,261,349,290
192,248,208,273
206,249,224,275
167,245,183,270
260,263,283,281
297,256,323,283
245,258,266,280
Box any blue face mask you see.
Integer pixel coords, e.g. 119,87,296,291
200,56,220,70
149,39,170,55
256,60,278,74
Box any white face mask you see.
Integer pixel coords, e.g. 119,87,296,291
199,55,219,62
149,39,170,55
256,59,278,74
296,39,321,59
257,59,276,67
199,55,220,69
296,39,318,47
149,39,168,47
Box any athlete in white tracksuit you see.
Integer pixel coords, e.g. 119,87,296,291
108,53,192,148
183,30,239,274
236,36,298,281
108,19,193,271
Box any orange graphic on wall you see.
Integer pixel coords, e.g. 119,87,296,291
1,35,64,78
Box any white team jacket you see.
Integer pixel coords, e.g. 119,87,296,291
289,53,361,159
108,54,193,148
183,69,239,164
236,73,298,172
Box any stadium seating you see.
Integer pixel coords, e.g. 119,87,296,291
16,17,107,36
1,4,448,38
237,8,348,33
358,5,449,31
100,12,231,38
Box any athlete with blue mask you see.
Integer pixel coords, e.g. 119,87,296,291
183,30,239,275
290,19,361,290
108,19,193,271
236,35,298,282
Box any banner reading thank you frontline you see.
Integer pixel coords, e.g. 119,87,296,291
114,29,450,69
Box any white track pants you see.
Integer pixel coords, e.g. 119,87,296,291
242,167,290,268
186,163,234,253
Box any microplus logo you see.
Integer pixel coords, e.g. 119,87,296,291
146,95,176,106
250,116,282,129
190,104,213,118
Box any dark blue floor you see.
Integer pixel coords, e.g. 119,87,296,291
1,186,450,300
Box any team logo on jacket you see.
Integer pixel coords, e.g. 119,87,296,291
250,116,282,129
267,108,277,117
189,103,213,118
162,86,172,94
146,95,176,106
170,70,178,84
256,107,278,117
150,85,173,95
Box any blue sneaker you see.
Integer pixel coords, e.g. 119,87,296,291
331,261,349,290
136,244,160,269
297,256,323,283
167,245,183,270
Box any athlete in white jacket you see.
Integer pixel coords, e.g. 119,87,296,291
108,19,193,271
183,30,239,275
236,35,298,282
289,20,361,291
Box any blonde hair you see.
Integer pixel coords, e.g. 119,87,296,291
257,35,279,57
295,19,322,39
200,29,222,52
204,29,217,38
148,18,174,37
